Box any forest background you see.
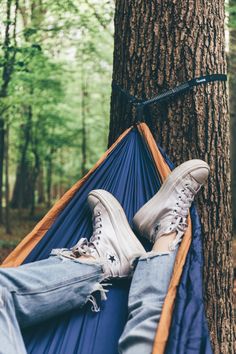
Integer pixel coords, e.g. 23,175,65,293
0,0,113,257
0,0,235,286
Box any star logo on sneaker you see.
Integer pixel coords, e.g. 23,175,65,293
106,252,119,265
108,255,116,263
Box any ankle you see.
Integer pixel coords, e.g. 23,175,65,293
78,255,97,262
152,232,177,252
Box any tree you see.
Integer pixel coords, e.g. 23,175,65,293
229,1,236,231
0,0,19,222
109,1,234,353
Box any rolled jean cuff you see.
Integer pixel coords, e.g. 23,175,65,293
130,249,176,268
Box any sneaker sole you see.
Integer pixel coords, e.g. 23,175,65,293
133,159,210,240
88,190,146,264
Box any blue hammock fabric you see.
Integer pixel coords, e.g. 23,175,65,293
21,127,212,354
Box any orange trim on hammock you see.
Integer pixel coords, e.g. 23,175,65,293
1,127,132,268
138,123,192,354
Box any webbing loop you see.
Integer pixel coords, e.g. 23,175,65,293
112,73,227,123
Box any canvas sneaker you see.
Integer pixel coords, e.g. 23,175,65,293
133,159,210,249
70,189,146,278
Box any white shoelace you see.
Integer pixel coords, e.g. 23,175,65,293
70,211,103,258
158,180,201,250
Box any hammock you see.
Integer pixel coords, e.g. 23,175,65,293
1,123,213,354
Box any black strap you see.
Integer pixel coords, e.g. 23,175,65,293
112,73,227,122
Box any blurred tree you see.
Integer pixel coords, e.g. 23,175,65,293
0,0,19,223
109,1,234,353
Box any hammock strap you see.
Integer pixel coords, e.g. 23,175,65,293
112,73,227,122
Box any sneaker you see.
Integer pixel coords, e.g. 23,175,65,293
132,159,210,249
71,189,146,278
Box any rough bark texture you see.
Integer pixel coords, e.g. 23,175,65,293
109,1,235,353
229,1,236,232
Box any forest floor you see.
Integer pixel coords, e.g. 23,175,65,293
0,208,48,263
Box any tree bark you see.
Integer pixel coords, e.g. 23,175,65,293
4,121,11,234
109,1,234,353
229,1,236,232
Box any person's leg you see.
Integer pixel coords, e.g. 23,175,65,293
119,159,210,354
0,255,105,354
118,234,178,354
0,189,146,354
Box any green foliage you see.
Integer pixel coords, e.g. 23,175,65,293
227,1,236,29
0,0,114,209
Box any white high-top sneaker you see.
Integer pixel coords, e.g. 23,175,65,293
71,189,146,278
133,159,210,249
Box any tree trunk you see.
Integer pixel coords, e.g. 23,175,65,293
81,54,88,177
229,1,236,232
29,148,40,218
0,0,19,222
0,119,5,223
46,151,53,208
109,1,234,353
4,121,11,234
11,106,32,208
37,166,45,204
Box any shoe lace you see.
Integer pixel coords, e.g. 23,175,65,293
70,211,103,257
167,179,200,250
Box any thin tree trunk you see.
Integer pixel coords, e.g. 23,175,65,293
37,166,45,204
46,151,53,208
81,60,87,176
11,106,32,208
0,0,19,223
109,1,234,353
5,121,11,234
0,119,5,223
29,149,40,218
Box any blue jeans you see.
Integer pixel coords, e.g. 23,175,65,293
0,249,178,354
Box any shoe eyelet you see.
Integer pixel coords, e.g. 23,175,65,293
100,223,102,227
97,211,101,216
99,230,101,234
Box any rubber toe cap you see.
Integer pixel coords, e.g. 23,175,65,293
190,166,210,185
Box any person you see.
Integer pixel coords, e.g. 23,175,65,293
0,159,210,354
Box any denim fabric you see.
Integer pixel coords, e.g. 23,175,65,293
0,255,104,354
118,248,179,354
0,248,178,354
